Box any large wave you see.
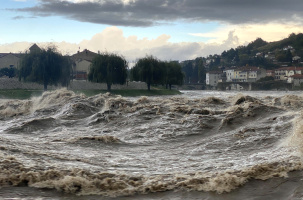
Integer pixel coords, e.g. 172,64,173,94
0,89,302,197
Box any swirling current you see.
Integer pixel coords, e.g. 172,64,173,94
0,89,303,199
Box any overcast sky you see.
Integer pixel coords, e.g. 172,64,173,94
1,0,303,62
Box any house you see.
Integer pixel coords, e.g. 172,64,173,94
287,74,303,87
73,59,92,80
233,66,266,82
29,43,41,53
275,67,303,81
283,46,294,51
0,43,42,71
206,71,222,88
264,52,275,61
292,56,301,63
71,49,98,80
246,67,266,82
72,49,98,62
224,68,234,82
0,53,21,70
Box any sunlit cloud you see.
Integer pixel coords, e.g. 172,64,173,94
190,23,303,45
0,26,244,62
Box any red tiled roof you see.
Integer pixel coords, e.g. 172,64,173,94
235,66,260,72
290,74,303,79
207,71,222,74
276,67,303,71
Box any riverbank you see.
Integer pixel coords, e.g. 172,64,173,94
0,89,182,99
0,78,147,90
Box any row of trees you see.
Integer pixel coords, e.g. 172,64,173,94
131,56,184,90
19,47,71,90
181,57,206,84
18,48,184,91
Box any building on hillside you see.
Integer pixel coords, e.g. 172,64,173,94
292,56,301,63
71,49,98,80
233,66,266,82
206,71,222,88
224,68,235,82
266,70,275,77
264,52,276,61
275,67,303,81
233,68,248,82
287,74,303,87
246,67,266,82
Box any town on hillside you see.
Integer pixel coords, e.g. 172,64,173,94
180,33,303,90
1,33,303,90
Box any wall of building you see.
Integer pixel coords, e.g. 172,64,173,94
75,60,91,73
0,54,20,69
206,73,221,87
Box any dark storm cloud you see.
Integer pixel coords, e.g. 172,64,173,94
13,0,303,26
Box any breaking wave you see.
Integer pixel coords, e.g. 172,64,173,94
0,89,303,198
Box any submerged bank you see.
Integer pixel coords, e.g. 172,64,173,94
0,89,181,99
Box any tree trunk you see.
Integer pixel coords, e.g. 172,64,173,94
147,83,151,91
44,82,48,91
169,84,172,90
107,83,111,91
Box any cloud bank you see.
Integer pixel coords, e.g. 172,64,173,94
13,0,303,26
0,27,240,62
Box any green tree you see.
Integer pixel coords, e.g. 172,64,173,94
131,55,164,91
88,53,128,91
165,61,184,90
197,59,206,84
257,76,275,82
181,60,193,84
19,47,71,90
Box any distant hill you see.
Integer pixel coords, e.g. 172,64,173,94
257,33,303,55
181,33,303,84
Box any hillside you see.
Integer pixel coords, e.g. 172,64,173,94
181,33,303,84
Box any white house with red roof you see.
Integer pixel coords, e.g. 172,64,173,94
275,67,303,80
71,49,98,80
288,74,303,86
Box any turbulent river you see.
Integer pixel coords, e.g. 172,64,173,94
1,89,303,199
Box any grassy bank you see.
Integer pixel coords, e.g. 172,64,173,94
0,89,182,99
0,90,44,100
